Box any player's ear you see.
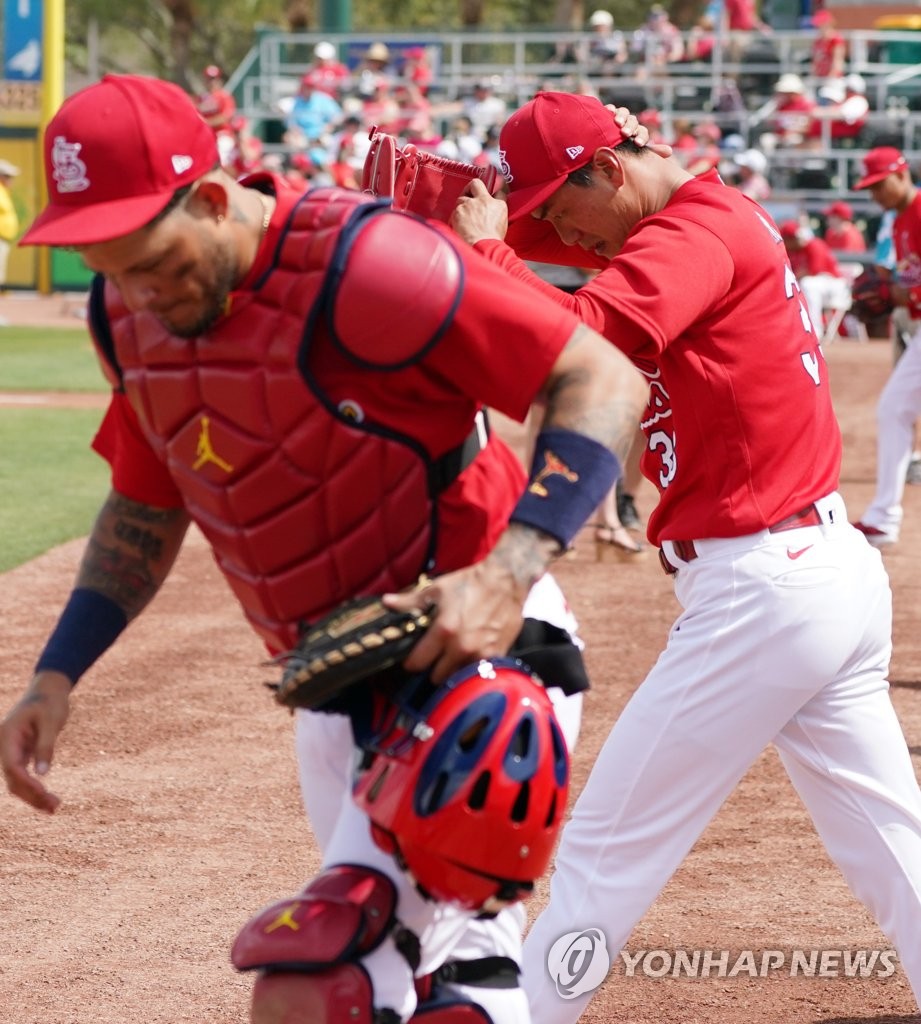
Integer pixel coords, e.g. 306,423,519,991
188,178,230,224
593,148,625,189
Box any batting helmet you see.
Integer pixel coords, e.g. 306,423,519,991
353,658,570,913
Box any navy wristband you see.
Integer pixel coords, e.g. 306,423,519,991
34,588,128,687
509,428,622,550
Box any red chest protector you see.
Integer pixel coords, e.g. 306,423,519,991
91,187,472,653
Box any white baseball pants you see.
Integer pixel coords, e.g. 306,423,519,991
294,572,583,1023
522,494,921,1023
859,321,921,541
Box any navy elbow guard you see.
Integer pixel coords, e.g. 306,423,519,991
34,588,128,686
509,427,622,551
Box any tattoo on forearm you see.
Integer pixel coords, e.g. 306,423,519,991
113,520,163,561
77,496,187,618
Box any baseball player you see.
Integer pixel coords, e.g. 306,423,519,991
444,92,921,1022
0,76,647,1024
849,147,921,548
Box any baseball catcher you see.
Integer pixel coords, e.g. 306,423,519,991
849,264,895,323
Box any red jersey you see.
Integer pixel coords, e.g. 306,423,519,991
812,34,846,79
90,178,581,644
724,0,760,30
481,172,841,544
787,237,841,277
824,224,866,253
893,191,921,320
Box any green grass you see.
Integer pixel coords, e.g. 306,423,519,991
0,408,109,572
0,326,107,392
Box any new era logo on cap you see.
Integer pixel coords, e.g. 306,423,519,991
565,145,585,160
22,73,219,247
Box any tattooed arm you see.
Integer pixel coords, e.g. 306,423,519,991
0,491,190,812
387,322,646,682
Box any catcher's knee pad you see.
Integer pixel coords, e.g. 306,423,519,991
231,864,404,1024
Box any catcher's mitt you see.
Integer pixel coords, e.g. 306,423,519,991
849,265,895,323
272,594,433,711
362,127,499,222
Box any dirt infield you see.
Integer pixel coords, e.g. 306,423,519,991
1,338,920,1024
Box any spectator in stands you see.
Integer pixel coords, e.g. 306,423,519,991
283,74,343,154
721,0,772,63
684,12,716,63
196,65,236,134
731,148,772,204
682,120,722,176
780,219,847,333
823,200,867,253
220,114,263,177
436,115,483,164
637,108,669,147
303,41,350,100
583,9,628,72
462,78,509,138
630,4,684,76
756,73,816,150
401,47,434,96
811,9,847,89
355,41,394,99
360,79,401,136
806,73,869,148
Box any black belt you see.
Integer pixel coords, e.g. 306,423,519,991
659,503,824,575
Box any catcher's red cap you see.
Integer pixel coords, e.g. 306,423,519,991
853,147,908,190
499,92,625,222
22,74,218,247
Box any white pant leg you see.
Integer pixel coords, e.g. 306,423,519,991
522,520,920,1024
863,329,921,535
798,273,837,335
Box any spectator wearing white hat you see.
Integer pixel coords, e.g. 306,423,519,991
303,41,350,99
755,72,816,149
806,72,869,148
583,9,628,72
0,158,19,296
732,148,772,204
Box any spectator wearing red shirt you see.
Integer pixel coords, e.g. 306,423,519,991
757,73,816,149
822,200,867,253
807,73,869,147
302,41,350,100
780,219,846,331
722,0,771,62
811,9,847,86
196,65,236,134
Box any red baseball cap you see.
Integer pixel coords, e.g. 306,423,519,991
499,92,625,221
824,199,852,220
853,147,908,190
812,9,834,25
22,74,218,247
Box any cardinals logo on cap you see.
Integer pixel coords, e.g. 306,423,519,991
50,137,89,194
498,148,513,184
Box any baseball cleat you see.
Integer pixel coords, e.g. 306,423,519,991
852,521,897,548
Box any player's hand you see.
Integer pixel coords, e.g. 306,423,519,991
607,104,673,158
450,177,509,247
384,563,529,684
0,671,71,813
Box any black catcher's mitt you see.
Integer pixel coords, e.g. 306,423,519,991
850,265,895,323
272,594,433,711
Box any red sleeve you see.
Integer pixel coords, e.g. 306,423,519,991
92,393,185,507
420,234,584,423
477,218,735,359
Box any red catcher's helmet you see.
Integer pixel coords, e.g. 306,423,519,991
353,658,570,913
